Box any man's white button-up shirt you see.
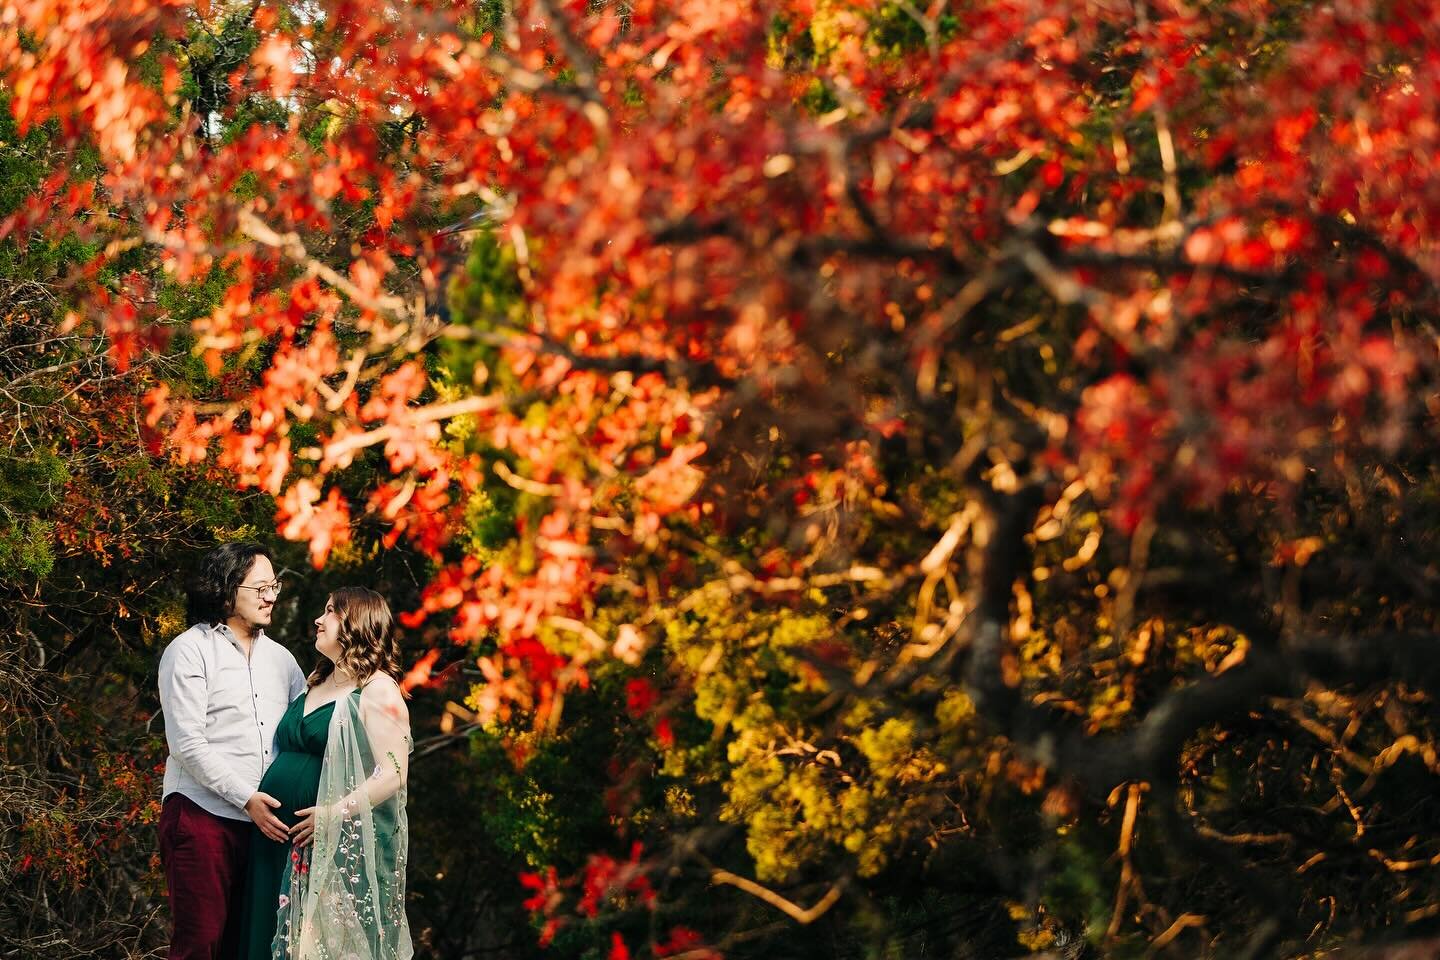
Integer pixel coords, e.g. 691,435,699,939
158,622,307,821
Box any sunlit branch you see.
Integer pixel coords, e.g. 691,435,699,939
238,210,415,323
319,395,508,464
708,871,847,925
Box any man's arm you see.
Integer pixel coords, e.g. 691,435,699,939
288,654,308,703
158,639,254,810
159,639,290,840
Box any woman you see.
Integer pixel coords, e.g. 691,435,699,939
239,587,413,960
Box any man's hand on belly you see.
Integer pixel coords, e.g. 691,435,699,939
245,791,288,842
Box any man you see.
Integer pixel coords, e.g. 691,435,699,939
157,542,307,959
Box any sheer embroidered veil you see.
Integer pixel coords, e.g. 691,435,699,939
272,676,412,960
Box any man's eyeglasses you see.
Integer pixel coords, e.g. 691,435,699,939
237,581,283,600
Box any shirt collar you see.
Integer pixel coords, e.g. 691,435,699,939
210,621,268,648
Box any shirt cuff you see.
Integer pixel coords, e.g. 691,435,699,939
223,778,254,810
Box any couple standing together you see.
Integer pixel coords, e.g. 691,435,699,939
156,542,413,960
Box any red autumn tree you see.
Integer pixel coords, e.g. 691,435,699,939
9,0,1440,955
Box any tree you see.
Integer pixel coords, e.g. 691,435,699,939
7,0,1440,956
0,76,270,954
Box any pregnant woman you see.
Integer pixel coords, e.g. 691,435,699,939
239,586,412,960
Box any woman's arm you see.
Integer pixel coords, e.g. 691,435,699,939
356,674,411,807
292,676,410,847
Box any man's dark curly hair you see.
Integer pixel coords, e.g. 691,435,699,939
185,542,273,627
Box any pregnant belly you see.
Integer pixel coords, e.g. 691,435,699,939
257,751,325,826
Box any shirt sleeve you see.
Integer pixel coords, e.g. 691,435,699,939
158,639,255,810
288,654,308,702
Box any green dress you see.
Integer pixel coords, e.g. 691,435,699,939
239,692,341,960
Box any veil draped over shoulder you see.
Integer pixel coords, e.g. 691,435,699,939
272,681,412,960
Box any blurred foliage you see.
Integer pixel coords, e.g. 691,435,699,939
6,2,1440,960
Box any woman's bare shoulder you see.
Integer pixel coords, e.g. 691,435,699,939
360,672,408,721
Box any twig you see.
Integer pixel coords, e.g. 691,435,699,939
709,871,847,924
321,395,507,464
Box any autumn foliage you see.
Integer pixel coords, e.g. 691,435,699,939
7,0,1440,956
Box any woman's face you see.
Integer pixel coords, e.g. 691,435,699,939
313,597,344,666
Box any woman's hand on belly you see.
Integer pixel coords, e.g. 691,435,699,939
292,804,322,848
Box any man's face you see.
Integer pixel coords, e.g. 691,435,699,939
231,555,278,631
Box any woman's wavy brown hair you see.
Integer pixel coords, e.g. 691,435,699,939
307,587,405,690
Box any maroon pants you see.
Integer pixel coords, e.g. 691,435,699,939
158,793,252,960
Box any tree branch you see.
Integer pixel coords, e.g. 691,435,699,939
709,871,847,925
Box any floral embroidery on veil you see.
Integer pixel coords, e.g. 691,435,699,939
271,686,412,960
